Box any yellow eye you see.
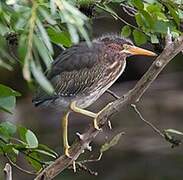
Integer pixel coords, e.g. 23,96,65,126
123,44,130,50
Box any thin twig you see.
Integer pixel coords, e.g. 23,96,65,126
106,89,120,99
68,162,98,176
78,153,103,164
131,104,181,147
6,154,37,175
131,104,164,138
120,3,137,16
96,4,139,30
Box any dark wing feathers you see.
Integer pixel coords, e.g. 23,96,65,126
32,42,104,106
48,42,102,79
52,64,104,96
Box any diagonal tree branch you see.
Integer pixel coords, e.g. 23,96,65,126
35,35,183,180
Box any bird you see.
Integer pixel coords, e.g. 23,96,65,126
32,34,157,157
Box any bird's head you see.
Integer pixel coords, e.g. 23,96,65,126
96,34,157,58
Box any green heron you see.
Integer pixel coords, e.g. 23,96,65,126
32,35,156,157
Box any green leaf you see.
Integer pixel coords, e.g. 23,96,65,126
150,34,159,43
26,152,42,171
18,126,38,148
36,18,53,54
100,132,123,153
25,129,38,148
50,0,56,14
121,25,131,38
47,27,72,47
0,122,16,136
165,129,183,136
33,35,53,68
18,33,28,60
30,60,54,94
0,84,21,97
38,6,56,25
0,84,20,113
140,10,154,29
3,145,19,162
38,144,58,158
59,0,90,44
18,126,27,143
0,96,16,113
167,4,180,26
155,12,168,21
135,10,154,30
133,30,147,45
0,144,4,155
66,23,79,44
33,149,57,159
135,13,144,27
3,144,15,153
153,20,169,33
131,0,144,10
0,23,9,36
0,126,10,142
146,4,161,13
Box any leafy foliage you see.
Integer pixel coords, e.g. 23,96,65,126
0,0,90,93
97,0,183,45
0,121,58,172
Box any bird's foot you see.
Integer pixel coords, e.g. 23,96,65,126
65,146,77,172
64,145,72,158
93,118,102,131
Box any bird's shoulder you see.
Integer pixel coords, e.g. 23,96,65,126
48,42,104,79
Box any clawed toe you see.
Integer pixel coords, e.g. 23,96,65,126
94,118,102,131
64,146,72,158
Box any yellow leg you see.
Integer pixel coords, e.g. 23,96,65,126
70,101,101,130
62,111,71,157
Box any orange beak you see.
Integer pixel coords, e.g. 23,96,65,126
122,45,157,56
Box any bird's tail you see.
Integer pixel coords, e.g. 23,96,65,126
32,99,46,107
32,95,59,107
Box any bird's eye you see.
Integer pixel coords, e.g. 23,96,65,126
123,44,130,50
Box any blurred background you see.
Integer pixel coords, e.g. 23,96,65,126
1,7,183,180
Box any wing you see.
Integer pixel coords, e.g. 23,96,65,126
47,42,102,79
32,42,104,106
51,63,105,96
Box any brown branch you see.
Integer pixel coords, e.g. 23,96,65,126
35,35,183,180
